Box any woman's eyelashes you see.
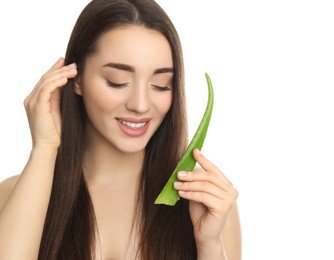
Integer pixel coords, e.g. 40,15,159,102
106,80,129,88
151,84,172,92
106,80,172,91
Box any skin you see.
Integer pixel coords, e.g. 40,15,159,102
0,60,77,259
0,26,241,260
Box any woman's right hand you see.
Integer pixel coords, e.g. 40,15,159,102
24,58,77,150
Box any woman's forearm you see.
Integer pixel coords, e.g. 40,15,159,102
197,240,228,260
0,147,57,259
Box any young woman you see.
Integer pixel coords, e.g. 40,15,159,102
0,0,241,259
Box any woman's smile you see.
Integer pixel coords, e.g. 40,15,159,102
116,117,151,137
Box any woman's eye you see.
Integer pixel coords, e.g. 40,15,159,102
106,80,129,88
151,84,172,92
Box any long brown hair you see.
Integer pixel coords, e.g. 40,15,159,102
38,0,196,259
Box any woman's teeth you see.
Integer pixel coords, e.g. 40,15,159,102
118,119,147,129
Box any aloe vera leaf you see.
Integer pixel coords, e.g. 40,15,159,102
154,73,214,206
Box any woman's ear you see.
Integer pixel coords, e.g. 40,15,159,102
74,77,83,96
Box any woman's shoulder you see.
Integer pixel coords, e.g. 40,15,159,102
0,175,20,210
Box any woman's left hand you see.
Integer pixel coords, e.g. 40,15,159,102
173,148,238,253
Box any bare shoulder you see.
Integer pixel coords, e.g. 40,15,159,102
0,175,20,210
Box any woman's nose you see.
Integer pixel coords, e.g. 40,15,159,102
125,83,150,114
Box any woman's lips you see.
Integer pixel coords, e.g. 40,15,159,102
116,117,151,137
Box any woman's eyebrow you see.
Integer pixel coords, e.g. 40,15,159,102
102,62,135,72
153,67,174,74
102,62,173,74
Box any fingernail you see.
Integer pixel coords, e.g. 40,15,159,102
178,171,187,178
174,181,183,187
178,190,186,195
195,148,202,155
67,63,77,69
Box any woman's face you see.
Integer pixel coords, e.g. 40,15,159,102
76,26,173,153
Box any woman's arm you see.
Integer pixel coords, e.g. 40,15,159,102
174,149,242,260
0,148,57,259
0,58,77,259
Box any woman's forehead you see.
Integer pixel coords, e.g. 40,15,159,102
89,26,173,71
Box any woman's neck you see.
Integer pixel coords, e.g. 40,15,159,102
82,125,143,260
82,124,144,189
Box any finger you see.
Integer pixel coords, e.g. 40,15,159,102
28,76,68,111
28,58,65,95
174,180,226,200
26,60,75,101
193,149,233,185
50,87,61,111
36,63,77,92
46,57,65,73
35,76,72,107
31,64,77,104
177,189,235,215
175,176,239,201
177,169,232,192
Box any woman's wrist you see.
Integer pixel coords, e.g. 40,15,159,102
31,144,59,156
197,239,227,260
30,145,59,165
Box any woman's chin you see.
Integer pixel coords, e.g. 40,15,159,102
114,140,147,155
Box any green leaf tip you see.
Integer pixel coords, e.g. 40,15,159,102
154,73,214,206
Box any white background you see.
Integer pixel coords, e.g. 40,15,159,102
0,1,333,259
